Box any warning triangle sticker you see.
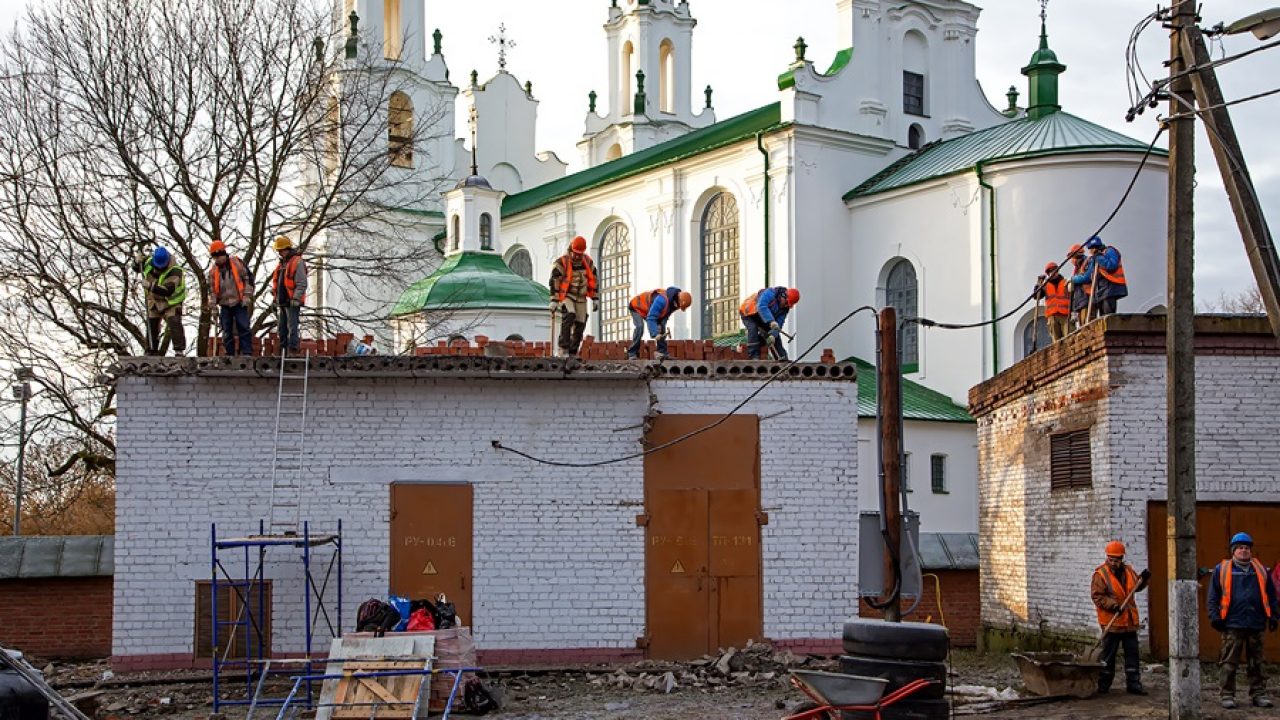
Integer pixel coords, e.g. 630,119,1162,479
422,561,438,575
670,559,685,574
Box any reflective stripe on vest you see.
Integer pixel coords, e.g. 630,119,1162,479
629,289,666,316
1098,252,1126,286
272,255,305,303
1094,564,1140,629
1043,277,1070,317
211,257,246,301
1219,559,1273,620
556,254,597,301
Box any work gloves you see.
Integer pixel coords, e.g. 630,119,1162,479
769,321,780,332
548,300,559,312
1211,619,1227,632
764,334,776,347
1137,568,1151,591
150,284,173,298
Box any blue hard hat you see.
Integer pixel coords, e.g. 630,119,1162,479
1083,235,1104,250
151,247,171,269
1230,532,1254,548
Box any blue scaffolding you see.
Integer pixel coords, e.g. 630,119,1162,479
210,520,343,715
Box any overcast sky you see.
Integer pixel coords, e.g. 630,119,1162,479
3,0,1276,303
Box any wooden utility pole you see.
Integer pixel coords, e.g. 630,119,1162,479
1166,1,1200,716
878,307,903,622
1181,25,1280,338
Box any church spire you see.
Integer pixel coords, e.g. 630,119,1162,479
1021,2,1066,120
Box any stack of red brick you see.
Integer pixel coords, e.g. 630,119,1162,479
205,332,374,357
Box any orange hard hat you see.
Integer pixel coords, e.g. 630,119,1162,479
209,240,226,255
1068,243,1083,256
786,288,800,306
1045,262,1058,273
1105,540,1126,558
570,236,587,253
677,291,692,310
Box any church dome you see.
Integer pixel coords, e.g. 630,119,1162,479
457,174,493,190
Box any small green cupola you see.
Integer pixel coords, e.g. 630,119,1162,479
1020,22,1066,120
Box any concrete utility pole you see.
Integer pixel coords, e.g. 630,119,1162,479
878,307,903,622
1166,1,1200,716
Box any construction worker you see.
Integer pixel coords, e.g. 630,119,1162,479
1090,540,1150,695
1066,243,1090,328
206,240,255,356
1072,235,1127,319
270,235,308,356
548,236,597,357
739,287,799,360
627,287,693,360
134,246,187,356
1207,532,1279,709
1034,262,1071,342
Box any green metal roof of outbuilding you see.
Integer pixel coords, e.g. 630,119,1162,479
502,103,784,218
846,357,973,423
844,111,1165,199
392,251,549,316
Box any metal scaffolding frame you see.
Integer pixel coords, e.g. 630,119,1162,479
210,520,343,714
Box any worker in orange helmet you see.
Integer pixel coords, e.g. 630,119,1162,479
206,239,255,356
737,287,799,360
1090,540,1150,695
547,235,598,357
1034,261,1071,343
1066,243,1090,328
627,287,692,360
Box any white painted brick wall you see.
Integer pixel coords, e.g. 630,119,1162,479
114,374,859,657
977,352,1280,644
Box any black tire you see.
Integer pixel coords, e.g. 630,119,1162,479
842,698,951,720
842,618,949,661
838,655,947,700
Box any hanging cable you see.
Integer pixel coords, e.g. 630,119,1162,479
1163,85,1280,121
491,305,878,467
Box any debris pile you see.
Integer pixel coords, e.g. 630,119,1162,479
587,641,835,694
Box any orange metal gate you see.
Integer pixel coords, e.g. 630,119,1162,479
1147,501,1280,661
642,415,763,660
389,483,474,627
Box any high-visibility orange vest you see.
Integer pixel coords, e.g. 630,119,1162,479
739,291,764,317
1043,277,1070,317
1218,559,1272,620
1094,564,1141,629
210,257,247,301
629,289,668,317
555,254,597,301
272,255,306,303
1098,251,1126,286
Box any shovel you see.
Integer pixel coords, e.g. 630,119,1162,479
1084,579,1144,663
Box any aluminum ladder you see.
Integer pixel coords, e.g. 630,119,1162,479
0,645,92,720
268,350,310,534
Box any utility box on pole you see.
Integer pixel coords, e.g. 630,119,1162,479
858,510,921,600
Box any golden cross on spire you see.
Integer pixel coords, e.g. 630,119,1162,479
488,23,516,71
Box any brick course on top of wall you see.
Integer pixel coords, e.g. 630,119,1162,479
0,577,113,659
971,314,1280,647
112,371,859,669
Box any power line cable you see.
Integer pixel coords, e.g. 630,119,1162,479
491,305,878,467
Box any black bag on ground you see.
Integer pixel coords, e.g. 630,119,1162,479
355,598,400,634
462,677,499,714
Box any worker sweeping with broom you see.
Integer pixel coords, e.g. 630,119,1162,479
1090,541,1150,696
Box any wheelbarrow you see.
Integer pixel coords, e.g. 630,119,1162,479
1012,652,1104,699
782,669,937,720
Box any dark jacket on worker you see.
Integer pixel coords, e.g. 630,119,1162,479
633,287,682,337
740,287,789,326
1207,559,1279,631
1072,247,1127,302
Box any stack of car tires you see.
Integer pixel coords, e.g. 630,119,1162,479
839,618,951,720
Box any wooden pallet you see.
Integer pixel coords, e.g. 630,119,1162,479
330,660,431,719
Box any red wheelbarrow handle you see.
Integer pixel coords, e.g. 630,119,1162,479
780,678,940,720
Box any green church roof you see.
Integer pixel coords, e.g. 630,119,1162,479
502,103,784,218
391,251,549,316
845,357,974,423
844,111,1165,200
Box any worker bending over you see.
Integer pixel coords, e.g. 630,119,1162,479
738,287,799,360
134,247,188,356
627,287,692,360
548,236,598,357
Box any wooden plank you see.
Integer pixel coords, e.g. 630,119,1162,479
330,660,430,719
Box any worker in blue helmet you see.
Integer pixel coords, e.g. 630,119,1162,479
1207,531,1279,709
1071,235,1128,320
131,246,188,356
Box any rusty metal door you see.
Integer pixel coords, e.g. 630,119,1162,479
390,483,473,627
643,415,762,660
1147,501,1280,661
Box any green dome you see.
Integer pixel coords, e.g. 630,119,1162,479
1022,24,1065,73
392,251,549,316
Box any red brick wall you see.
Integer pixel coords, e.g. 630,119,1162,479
859,569,980,648
0,577,113,659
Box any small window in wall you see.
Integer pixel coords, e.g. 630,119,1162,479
659,39,675,113
448,335,468,346
908,123,924,150
1050,428,1093,490
505,247,532,279
903,71,925,116
449,215,460,251
930,454,948,493
903,451,912,492
480,213,493,250
505,334,524,342
605,143,623,161
384,0,402,60
1021,315,1051,358
884,259,918,368
388,91,414,168
194,580,271,659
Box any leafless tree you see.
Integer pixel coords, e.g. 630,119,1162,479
1202,286,1265,314
0,0,461,479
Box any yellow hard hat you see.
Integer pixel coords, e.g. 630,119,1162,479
273,235,294,251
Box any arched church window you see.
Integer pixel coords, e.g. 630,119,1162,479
903,30,928,116
388,91,414,168
505,247,533,280
1021,312,1051,358
480,213,493,250
908,123,925,150
700,192,740,338
598,223,632,342
605,143,623,161
885,259,919,367
450,214,460,252
384,0,402,60
621,41,635,115
659,39,675,114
